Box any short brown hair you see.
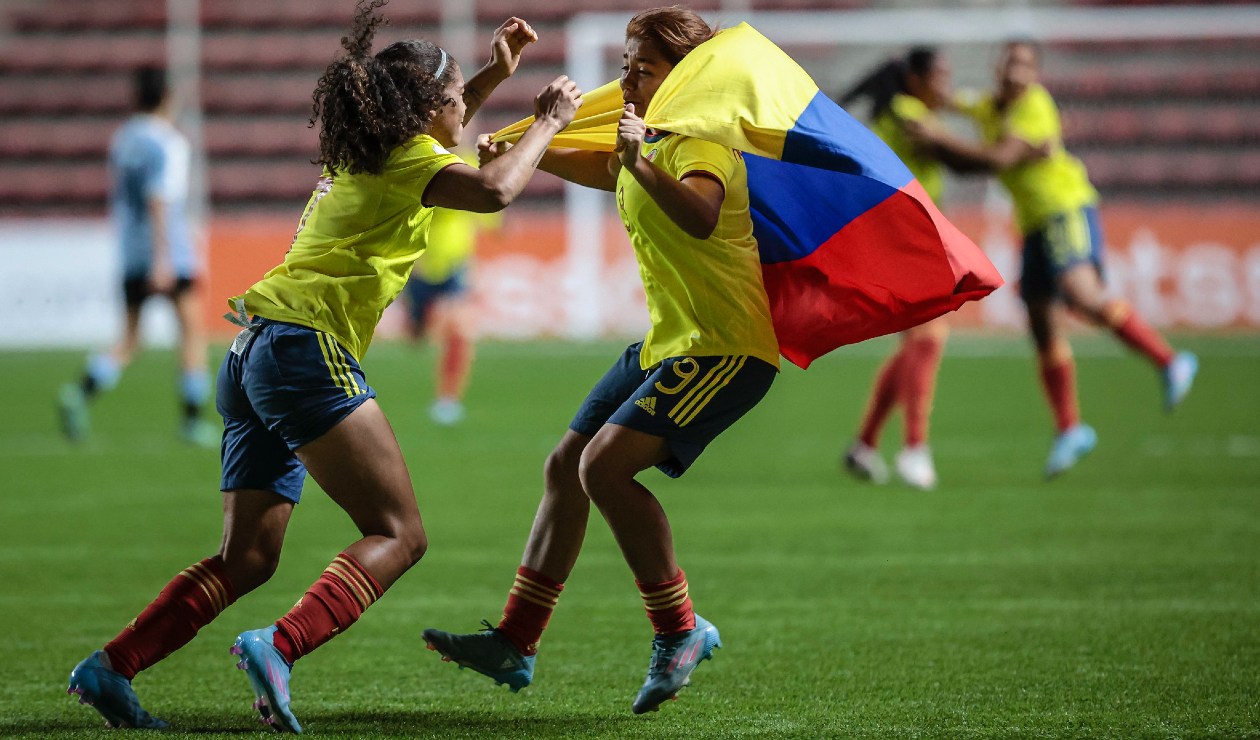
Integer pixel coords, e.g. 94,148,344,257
625,6,715,65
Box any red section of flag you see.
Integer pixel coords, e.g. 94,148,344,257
763,180,1002,369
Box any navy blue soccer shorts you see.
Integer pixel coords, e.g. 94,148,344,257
404,268,469,325
1020,205,1105,301
570,342,777,478
216,319,376,503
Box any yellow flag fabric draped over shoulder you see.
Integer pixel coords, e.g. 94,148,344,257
494,23,1002,368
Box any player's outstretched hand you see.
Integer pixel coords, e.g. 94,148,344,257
534,76,582,129
490,17,538,78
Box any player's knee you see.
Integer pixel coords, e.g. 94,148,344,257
398,522,429,565
544,439,584,491
576,446,623,503
221,547,282,595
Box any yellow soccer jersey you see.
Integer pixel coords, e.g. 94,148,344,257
615,131,780,370
958,84,1098,234
872,93,945,203
412,207,500,283
237,135,463,360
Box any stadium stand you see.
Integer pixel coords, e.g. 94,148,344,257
0,0,1254,215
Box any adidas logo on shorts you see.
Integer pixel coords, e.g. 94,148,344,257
634,396,657,415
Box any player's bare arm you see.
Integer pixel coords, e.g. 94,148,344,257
426,76,582,212
462,17,538,124
615,104,723,239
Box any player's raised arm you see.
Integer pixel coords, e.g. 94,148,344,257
424,76,583,212
462,17,538,124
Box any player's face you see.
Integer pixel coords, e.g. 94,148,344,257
909,55,953,110
621,37,674,118
429,64,466,148
996,43,1038,97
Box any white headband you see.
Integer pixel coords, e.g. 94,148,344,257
434,49,448,79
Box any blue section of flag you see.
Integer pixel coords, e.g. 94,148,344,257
748,155,900,264
749,91,919,264
781,91,915,187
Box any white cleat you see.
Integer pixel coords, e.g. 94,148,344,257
843,441,890,484
894,445,938,490
429,398,465,426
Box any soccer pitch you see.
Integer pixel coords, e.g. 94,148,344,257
2,335,1257,738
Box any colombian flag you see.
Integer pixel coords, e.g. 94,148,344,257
494,23,1002,368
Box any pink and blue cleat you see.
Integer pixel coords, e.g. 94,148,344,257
231,626,302,734
631,615,722,714
67,650,168,729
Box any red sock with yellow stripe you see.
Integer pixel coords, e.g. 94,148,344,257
497,567,564,656
638,569,696,636
273,552,382,664
104,556,236,679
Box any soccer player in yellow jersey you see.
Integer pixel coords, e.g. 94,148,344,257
837,47,969,490
402,163,501,426
908,39,1198,478
66,0,581,731
424,7,775,715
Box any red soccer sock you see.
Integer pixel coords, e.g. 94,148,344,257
858,349,908,447
497,566,564,656
437,333,472,400
1038,345,1080,433
1104,300,1174,368
900,336,945,448
273,552,383,664
637,569,696,636
104,556,237,680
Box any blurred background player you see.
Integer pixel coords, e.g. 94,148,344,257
837,47,960,491
402,169,500,426
907,39,1199,478
57,65,217,447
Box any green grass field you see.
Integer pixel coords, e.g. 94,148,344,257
1,334,1258,738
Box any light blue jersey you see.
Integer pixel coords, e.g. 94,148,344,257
109,115,196,278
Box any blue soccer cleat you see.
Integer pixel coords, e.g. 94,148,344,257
631,614,722,714
58,383,90,442
1163,351,1198,413
422,621,535,692
67,650,168,729
1044,423,1098,479
231,626,302,734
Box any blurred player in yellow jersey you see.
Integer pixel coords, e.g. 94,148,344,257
403,155,501,426
837,47,1021,490
908,39,1198,478
66,0,581,731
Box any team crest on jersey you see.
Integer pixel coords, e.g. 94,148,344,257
634,396,657,415
646,149,658,162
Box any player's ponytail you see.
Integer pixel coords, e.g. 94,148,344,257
310,0,454,175
839,46,938,120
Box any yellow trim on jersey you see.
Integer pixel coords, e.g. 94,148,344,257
668,355,747,428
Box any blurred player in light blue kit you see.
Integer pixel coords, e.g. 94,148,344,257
58,65,217,446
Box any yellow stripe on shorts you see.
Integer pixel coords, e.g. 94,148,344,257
669,355,746,428
316,333,355,398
